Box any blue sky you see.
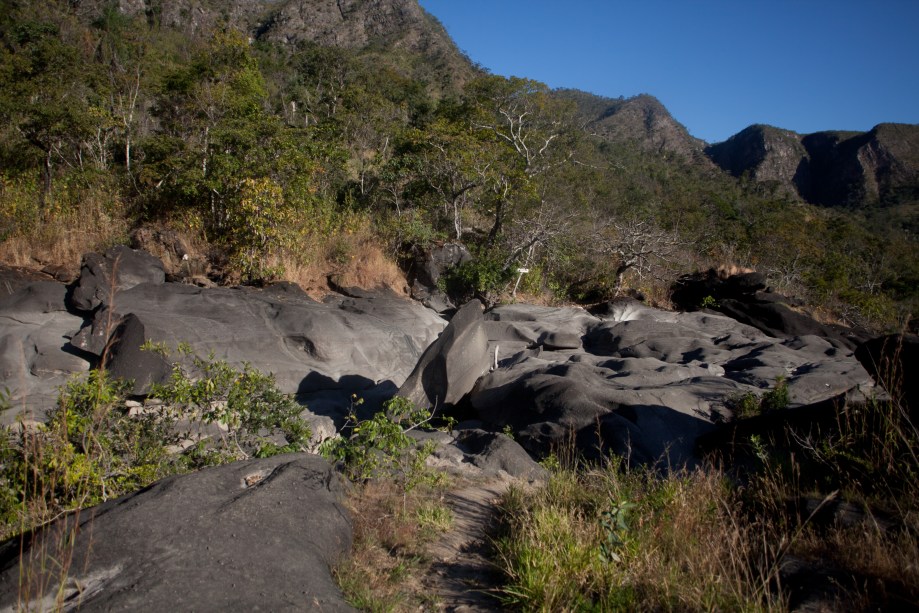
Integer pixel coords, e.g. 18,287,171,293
417,1,919,143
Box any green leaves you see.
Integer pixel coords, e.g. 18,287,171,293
151,351,312,463
320,396,439,484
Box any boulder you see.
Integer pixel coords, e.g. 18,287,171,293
856,334,919,415
398,299,489,409
671,270,867,350
469,301,873,467
0,282,90,424
0,454,355,611
670,269,766,308
420,427,548,482
70,245,166,312
408,242,472,314
454,429,549,482
70,280,446,408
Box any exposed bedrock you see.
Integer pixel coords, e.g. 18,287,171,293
0,247,878,468
0,453,355,612
463,300,872,466
1,246,446,424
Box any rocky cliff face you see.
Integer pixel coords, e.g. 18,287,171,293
559,90,709,162
705,125,810,200
116,0,474,85
706,122,919,207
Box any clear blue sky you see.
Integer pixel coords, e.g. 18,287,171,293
417,0,919,143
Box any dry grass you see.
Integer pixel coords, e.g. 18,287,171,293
0,179,129,275
333,479,453,611
270,230,408,299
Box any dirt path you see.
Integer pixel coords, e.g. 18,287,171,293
421,478,512,612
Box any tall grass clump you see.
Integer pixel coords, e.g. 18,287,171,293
0,173,129,272
322,396,455,611
494,458,786,612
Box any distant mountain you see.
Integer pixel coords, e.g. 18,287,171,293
706,123,919,208
557,89,709,163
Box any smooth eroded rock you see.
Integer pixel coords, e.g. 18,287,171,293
0,453,355,612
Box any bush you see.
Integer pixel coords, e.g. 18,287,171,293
0,349,313,539
0,370,179,538
148,345,313,465
439,253,513,305
319,396,444,486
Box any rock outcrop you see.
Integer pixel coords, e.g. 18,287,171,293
466,301,872,466
114,0,475,89
0,281,90,422
1,246,446,424
397,299,489,410
705,124,810,200
706,122,919,207
670,269,869,350
0,453,355,611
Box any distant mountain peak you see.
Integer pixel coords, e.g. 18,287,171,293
556,89,708,162
706,122,919,207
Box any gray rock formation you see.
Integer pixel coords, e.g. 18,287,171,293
70,245,166,313
409,242,473,314
70,280,446,406
706,124,809,200
0,453,355,612
397,299,489,409
115,0,475,89
420,427,548,482
706,122,919,207
469,301,873,466
2,248,446,423
0,282,89,424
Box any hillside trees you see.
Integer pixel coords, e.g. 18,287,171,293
141,31,332,280
0,19,98,207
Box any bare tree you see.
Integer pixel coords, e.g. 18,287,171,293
591,218,682,295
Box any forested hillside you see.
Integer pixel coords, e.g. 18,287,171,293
1,0,915,329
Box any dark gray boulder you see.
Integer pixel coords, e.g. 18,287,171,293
70,245,166,313
469,301,873,467
670,270,868,350
0,453,354,611
856,334,919,416
397,299,489,409
408,242,472,314
420,427,548,482
454,429,549,482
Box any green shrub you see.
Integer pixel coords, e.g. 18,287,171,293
320,396,439,485
149,347,312,465
729,377,790,419
0,370,180,537
439,253,513,304
0,349,312,538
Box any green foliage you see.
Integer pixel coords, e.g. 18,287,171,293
760,376,790,413
597,499,635,564
0,350,312,538
0,370,179,536
0,1,913,328
730,377,790,419
495,466,777,612
699,294,719,309
439,252,513,304
320,396,439,485
150,350,312,464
